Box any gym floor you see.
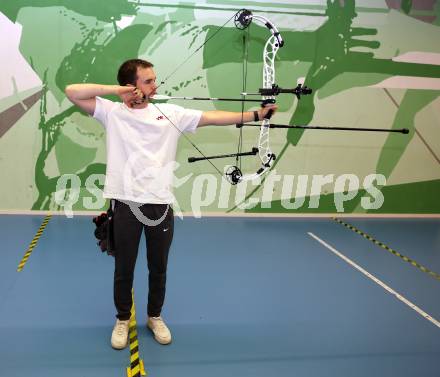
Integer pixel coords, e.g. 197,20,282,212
0,214,439,377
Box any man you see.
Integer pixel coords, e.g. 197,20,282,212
65,59,276,349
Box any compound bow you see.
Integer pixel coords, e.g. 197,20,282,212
150,9,312,185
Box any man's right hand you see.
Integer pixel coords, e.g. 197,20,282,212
117,86,145,108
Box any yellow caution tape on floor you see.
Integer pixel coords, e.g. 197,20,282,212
17,214,52,272
127,290,147,377
333,217,440,281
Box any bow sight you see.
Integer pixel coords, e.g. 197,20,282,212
258,84,313,99
241,84,313,100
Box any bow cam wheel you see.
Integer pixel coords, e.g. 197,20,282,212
225,166,243,185
234,9,252,30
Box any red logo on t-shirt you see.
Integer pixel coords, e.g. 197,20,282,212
156,115,164,120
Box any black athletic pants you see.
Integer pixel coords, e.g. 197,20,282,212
112,200,174,320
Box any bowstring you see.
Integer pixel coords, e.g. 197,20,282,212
150,102,226,179
152,11,239,182
237,26,250,172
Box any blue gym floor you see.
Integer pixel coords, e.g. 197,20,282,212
0,215,439,377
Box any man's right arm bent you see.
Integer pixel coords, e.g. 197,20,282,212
65,84,140,115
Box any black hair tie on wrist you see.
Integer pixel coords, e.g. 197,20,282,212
253,110,259,122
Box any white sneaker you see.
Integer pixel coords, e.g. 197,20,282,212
111,319,130,349
147,316,172,345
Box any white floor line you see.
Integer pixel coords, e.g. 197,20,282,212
308,232,440,330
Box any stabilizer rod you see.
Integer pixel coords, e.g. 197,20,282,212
236,123,409,134
188,147,258,163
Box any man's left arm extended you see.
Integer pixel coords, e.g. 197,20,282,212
198,104,277,127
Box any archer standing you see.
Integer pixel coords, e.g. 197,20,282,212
65,58,276,349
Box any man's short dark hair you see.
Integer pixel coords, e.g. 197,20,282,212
117,59,154,86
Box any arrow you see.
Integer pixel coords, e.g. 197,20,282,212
151,94,270,103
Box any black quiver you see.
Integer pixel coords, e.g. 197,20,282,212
92,200,115,256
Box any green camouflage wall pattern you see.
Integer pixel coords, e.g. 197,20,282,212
0,1,439,213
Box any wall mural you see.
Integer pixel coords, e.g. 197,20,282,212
0,1,439,214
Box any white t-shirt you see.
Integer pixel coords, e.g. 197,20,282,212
93,96,202,204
